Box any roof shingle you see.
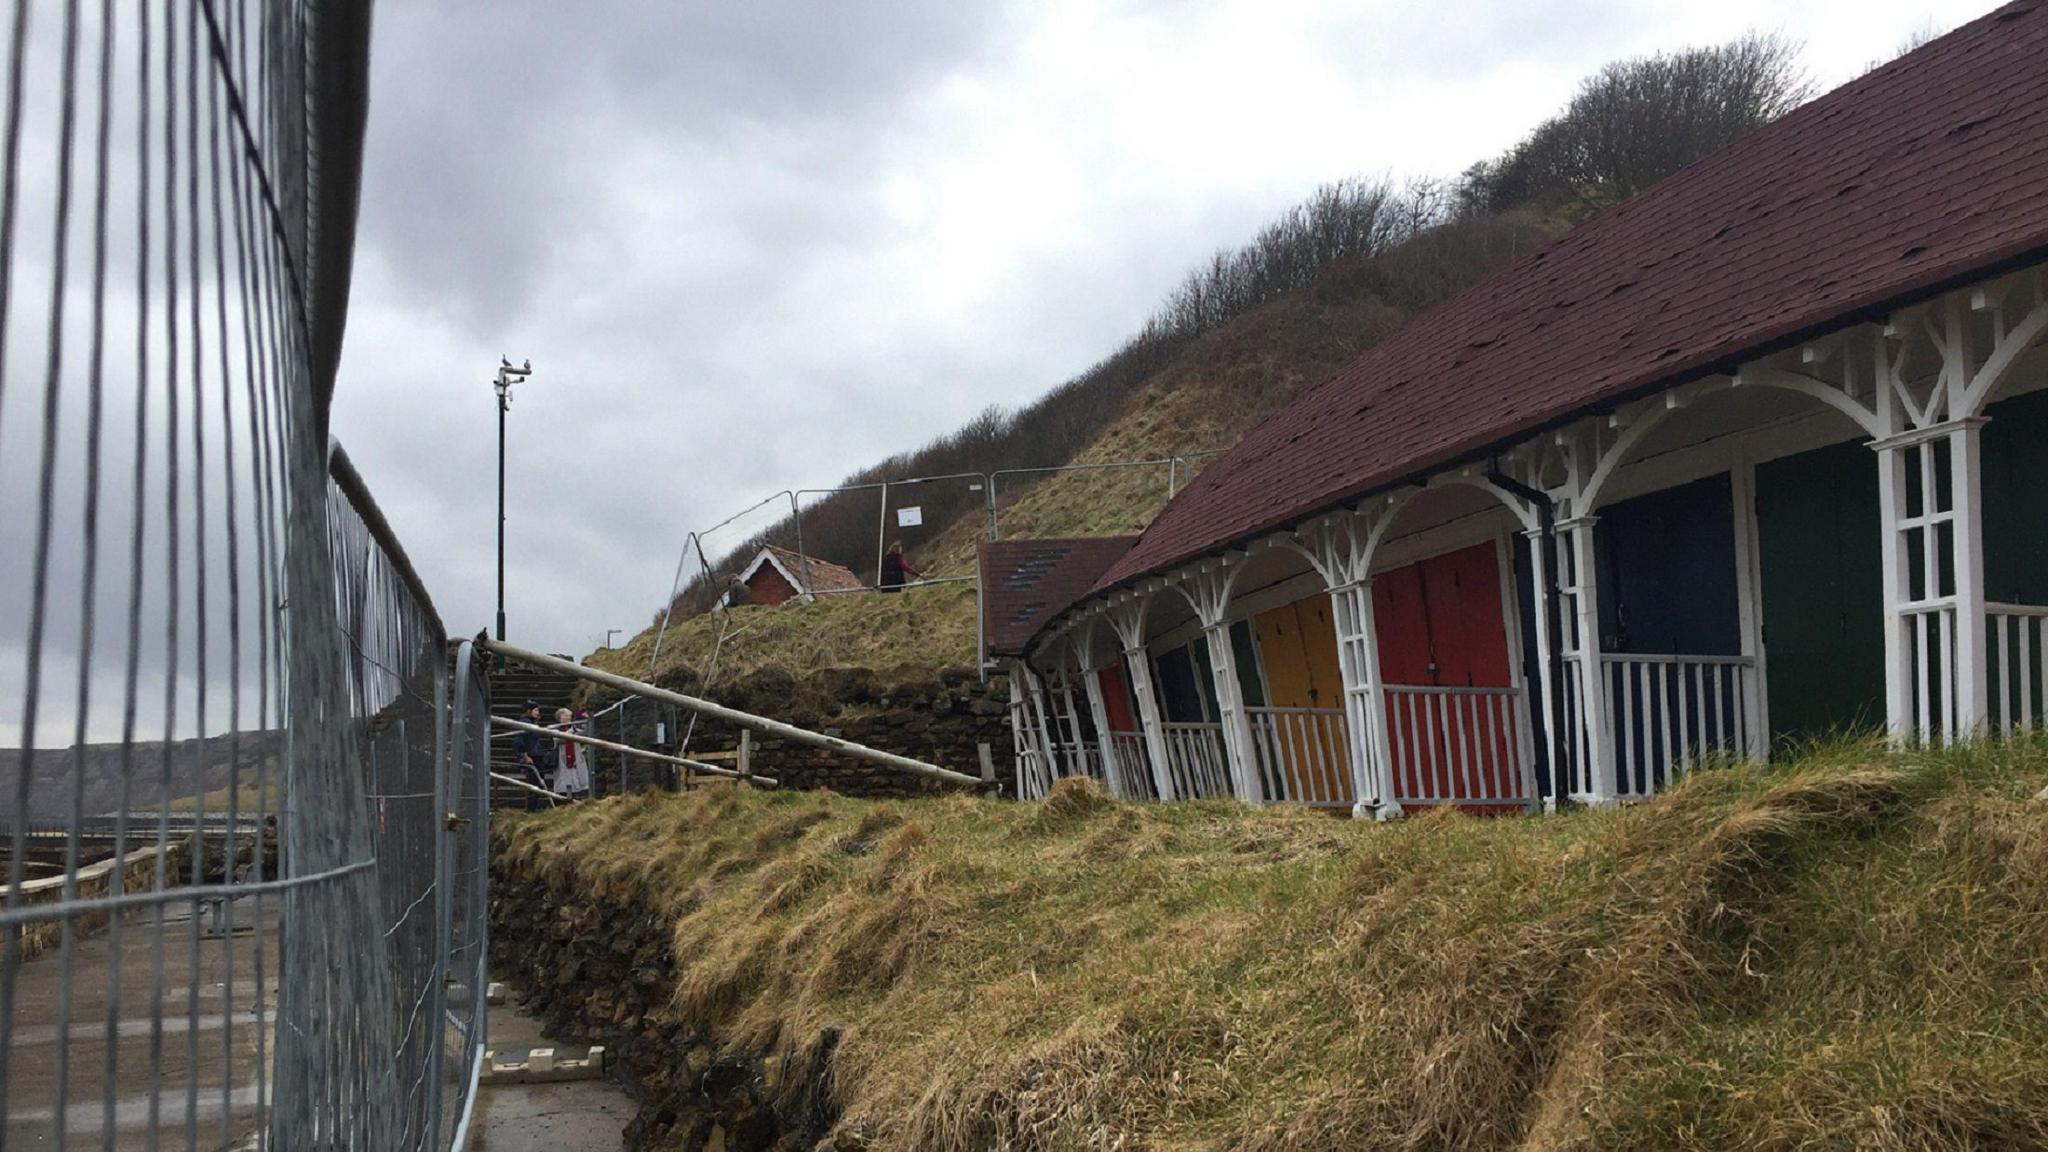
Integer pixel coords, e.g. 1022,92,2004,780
757,545,866,595
978,537,1139,657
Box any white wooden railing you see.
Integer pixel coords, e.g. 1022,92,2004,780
1383,685,1534,807
1161,722,1232,799
1602,653,1758,798
1246,707,1352,807
1017,742,1106,800
1061,742,1106,784
1988,603,2048,731
1015,747,1055,801
1901,601,1958,744
1107,731,1158,800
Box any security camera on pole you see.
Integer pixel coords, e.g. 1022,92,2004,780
494,357,534,646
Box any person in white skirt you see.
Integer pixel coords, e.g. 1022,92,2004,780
552,707,593,800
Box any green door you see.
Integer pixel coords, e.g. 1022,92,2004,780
1756,439,1886,742
1983,388,2048,605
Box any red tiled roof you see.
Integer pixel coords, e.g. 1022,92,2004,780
979,537,1139,657
754,545,867,595
1098,1,2048,593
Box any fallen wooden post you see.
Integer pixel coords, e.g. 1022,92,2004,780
479,636,987,790
489,714,777,787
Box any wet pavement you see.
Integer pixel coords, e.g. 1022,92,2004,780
4,899,273,1150
5,899,632,1150
471,1002,634,1151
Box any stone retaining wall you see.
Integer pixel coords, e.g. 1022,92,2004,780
596,666,1016,801
12,841,189,961
490,847,844,1151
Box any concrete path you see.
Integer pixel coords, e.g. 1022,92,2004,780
471,999,634,1151
4,896,632,1151
3,898,273,1150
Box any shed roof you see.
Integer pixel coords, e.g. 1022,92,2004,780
1098,1,2048,594
979,537,1139,657
742,545,867,596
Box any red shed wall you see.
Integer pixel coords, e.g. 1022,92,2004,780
745,564,799,606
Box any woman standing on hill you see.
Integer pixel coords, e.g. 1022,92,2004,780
552,707,592,800
879,541,923,591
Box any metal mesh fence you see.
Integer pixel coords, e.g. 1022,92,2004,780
1,2,484,1150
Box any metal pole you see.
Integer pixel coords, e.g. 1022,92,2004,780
495,390,507,642
478,637,987,788
492,359,532,647
488,715,776,785
875,481,890,586
424,659,452,1137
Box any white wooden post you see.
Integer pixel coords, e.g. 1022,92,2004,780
1730,457,1771,759
1051,663,1089,777
1005,662,1034,797
1949,421,1990,737
1876,444,1915,743
1200,620,1264,805
1520,527,1564,809
1022,662,1062,789
1109,599,1176,801
1330,578,1400,819
1560,517,1617,804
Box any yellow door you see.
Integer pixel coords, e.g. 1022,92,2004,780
1253,600,1351,802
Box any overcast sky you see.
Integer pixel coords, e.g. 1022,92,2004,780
326,0,1972,659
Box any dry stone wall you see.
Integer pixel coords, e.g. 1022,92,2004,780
593,666,1016,801
489,844,845,1151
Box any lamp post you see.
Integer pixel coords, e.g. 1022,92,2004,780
494,357,534,644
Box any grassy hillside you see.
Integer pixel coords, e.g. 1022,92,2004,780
497,740,2048,1150
595,210,1560,691
586,581,976,688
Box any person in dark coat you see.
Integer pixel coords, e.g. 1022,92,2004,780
879,541,922,591
723,573,751,609
510,702,552,810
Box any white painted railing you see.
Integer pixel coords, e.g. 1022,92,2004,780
1015,747,1055,801
1988,603,2048,731
1901,601,1958,744
1161,722,1232,800
1383,685,1534,807
1060,741,1107,784
1246,707,1353,807
1107,731,1158,800
1017,742,1105,800
1601,653,1758,798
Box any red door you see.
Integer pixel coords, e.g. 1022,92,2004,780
1097,666,1137,733
1372,542,1518,806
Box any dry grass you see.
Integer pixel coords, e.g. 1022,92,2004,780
495,739,2048,1151
587,582,979,688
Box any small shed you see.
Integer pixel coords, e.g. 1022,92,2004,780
727,545,866,607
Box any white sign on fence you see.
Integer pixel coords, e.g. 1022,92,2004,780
896,506,923,527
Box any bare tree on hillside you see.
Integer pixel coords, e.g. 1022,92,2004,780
1467,32,1812,214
